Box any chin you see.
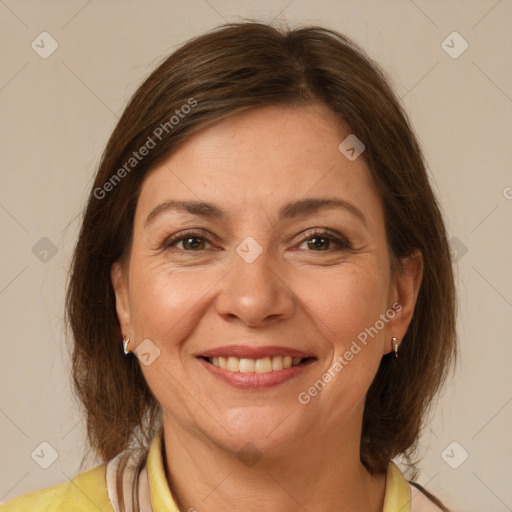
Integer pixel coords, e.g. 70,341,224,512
198,406,313,458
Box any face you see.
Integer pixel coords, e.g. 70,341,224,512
112,103,421,457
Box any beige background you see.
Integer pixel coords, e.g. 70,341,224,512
1,1,511,510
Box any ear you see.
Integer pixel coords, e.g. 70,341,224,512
111,261,132,337
384,250,423,355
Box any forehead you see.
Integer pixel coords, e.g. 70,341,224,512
136,103,382,227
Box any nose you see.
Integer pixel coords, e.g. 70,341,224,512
214,247,295,328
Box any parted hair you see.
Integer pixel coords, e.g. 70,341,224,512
67,21,456,476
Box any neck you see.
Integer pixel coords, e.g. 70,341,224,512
161,416,386,512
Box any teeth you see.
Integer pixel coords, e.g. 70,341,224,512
255,357,272,373
227,357,239,371
272,356,283,370
208,355,304,373
239,358,255,373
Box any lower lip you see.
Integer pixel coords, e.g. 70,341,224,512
198,357,315,390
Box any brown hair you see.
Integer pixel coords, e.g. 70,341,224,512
67,21,456,476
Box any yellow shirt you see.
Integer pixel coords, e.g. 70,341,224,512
0,430,441,511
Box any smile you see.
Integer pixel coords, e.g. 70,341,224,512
197,346,316,389
207,355,304,373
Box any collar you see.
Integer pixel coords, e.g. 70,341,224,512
144,429,411,512
146,428,179,511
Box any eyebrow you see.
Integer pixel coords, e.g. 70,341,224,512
144,197,368,228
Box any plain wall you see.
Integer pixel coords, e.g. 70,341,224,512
1,1,511,510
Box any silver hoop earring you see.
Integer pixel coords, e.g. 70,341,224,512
122,335,131,355
392,337,400,358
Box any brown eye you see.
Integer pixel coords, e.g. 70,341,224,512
298,230,350,252
163,230,214,252
306,236,331,251
180,237,207,250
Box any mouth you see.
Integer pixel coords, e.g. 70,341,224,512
197,345,316,389
204,355,307,373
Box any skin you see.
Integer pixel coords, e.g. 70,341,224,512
112,103,423,512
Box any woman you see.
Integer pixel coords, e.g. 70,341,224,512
1,22,456,511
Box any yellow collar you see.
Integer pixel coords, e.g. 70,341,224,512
146,430,411,512
383,460,412,511
146,429,179,510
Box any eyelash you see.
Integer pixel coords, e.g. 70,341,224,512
162,229,351,253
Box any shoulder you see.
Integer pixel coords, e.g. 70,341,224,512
0,463,113,512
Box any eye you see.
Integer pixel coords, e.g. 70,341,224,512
297,230,351,252
177,236,210,251
163,230,214,251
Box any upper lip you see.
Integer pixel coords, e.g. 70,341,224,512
198,345,316,359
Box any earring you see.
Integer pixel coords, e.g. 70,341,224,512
122,335,131,355
392,337,399,358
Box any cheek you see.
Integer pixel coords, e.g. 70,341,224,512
126,263,225,419
127,261,225,345
292,259,390,349
294,264,390,417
